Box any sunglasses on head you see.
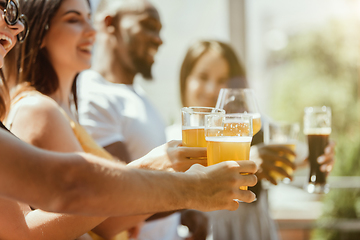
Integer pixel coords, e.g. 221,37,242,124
0,0,29,43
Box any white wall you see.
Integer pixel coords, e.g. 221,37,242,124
137,0,230,125
90,0,358,124
90,0,231,125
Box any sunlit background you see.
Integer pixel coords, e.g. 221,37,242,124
90,1,360,239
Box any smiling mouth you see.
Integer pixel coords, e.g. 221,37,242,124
0,34,13,51
78,45,92,54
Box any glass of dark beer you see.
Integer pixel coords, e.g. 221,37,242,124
303,106,331,194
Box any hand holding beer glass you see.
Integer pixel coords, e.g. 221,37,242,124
205,113,253,190
216,88,261,135
264,122,299,183
182,107,225,147
304,106,331,194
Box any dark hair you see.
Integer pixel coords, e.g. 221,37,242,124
0,70,9,121
0,0,24,120
17,0,62,94
1,44,20,120
179,40,247,107
16,0,91,109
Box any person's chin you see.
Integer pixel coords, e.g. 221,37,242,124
138,64,153,79
76,61,91,72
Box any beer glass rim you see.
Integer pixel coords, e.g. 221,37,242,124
304,106,331,114
264,121,300,144
181,106,225,115
219,88,255,94
205,113,253,137
205,113,254,125
204,113,254,123
224,113,254,118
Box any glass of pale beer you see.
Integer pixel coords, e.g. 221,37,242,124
264,121,300,183
181,107,225,147
216,88,262,135
303,106,331,194
205,113,253,190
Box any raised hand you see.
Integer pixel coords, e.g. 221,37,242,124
251,144,296,185
315,140,336,174
186,160,257,211
129,140,207,172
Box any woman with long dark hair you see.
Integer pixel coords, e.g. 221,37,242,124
1,1,258,240
4,0,143,238
0,1,258,239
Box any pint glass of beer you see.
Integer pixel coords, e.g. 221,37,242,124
303,106,331,194
216,88,262,135
205,113,253,190
264,121,300,183
181,107,225,147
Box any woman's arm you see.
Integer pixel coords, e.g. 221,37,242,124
91,215,152,239
0,95,109,239
0,187,104,240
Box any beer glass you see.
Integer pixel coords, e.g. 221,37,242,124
303,106,331,194
216,88,262,135
264,121,300,183
181,107,225,147
205,113,253,190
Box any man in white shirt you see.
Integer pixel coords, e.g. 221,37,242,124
78,0,196,239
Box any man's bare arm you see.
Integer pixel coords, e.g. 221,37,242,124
0,130,257,216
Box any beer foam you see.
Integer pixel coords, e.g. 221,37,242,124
249,113,261,119
182,126,205,130
224,120,250,124
205,136,252,143
303,128,331,135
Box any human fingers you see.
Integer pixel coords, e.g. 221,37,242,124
261,161,293,180
260,151,296,169
320,163,333,173
177,146,207,159
256,170,278,185
189,162,258,211
259,145,296,156
238,173,258,187
317,140,335,165
222,190,257,211
232,189,257,205
318,142,335,173
172,159,207,172
168,146,207,161
167,140,183,147
317,152,334,166
187,163,206,172
325,140,336,154
235,160,258,174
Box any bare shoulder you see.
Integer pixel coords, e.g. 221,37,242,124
14,94,62,116
12,94,66,130
10,94,81,151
